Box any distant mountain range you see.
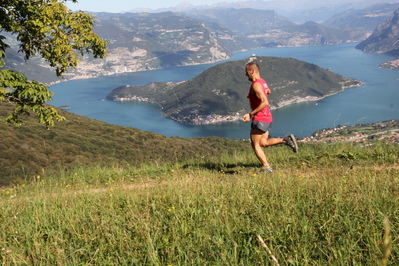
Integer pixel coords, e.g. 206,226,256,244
130,0,399,23
356,7,399,56
183,8,367,47
106,56,362,125
74,9,367,78
4,2,399,84
323,3,399,31
181,8,296,35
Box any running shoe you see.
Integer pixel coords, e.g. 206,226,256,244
255,166,273,174
284,134,298,153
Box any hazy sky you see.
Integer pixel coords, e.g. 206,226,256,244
64,0,376,14
65,0,243,13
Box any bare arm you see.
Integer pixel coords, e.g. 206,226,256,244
252,82,269,113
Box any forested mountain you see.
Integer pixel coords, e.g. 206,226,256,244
3,9,367,84
183,8,367,47
182,8,296,35
107,56,362,125
250,21,367,47
356,7,399,56
94,12,231,68
71,10,367,79
323,3,399,32
195,21,258,53
284,1,399,23
2,48,60,84
133,0,399,24
1,31,60,84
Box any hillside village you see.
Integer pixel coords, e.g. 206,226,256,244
301,120,399,144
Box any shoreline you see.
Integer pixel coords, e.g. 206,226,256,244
109,80,363,126
110,80,363,126
47,42,375,87
379,58,399,71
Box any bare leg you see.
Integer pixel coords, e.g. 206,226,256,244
259,136,284,147
250,128,273,167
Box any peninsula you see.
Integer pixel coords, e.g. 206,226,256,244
106,56,362,125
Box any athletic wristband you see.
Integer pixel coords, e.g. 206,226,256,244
249,113,254,119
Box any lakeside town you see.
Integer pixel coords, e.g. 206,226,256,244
171,113,242,125
300,120,399,144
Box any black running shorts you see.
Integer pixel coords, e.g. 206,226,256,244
251,121,272,132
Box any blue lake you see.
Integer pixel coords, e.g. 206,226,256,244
50,42,399,139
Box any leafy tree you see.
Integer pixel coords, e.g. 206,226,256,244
0,0,107,128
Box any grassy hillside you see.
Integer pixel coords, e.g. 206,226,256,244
1,98,398,264
0,104,249,186
0,140,398,265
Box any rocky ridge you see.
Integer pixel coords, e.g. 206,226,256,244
356,8,399,55
356,7,399,70
6,10,367,83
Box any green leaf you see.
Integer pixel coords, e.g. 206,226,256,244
0,0,107,128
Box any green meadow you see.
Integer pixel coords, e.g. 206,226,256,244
1,142,398,265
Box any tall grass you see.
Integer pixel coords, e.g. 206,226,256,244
1,142,398,265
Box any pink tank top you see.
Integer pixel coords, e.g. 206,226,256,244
247,79,273,123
